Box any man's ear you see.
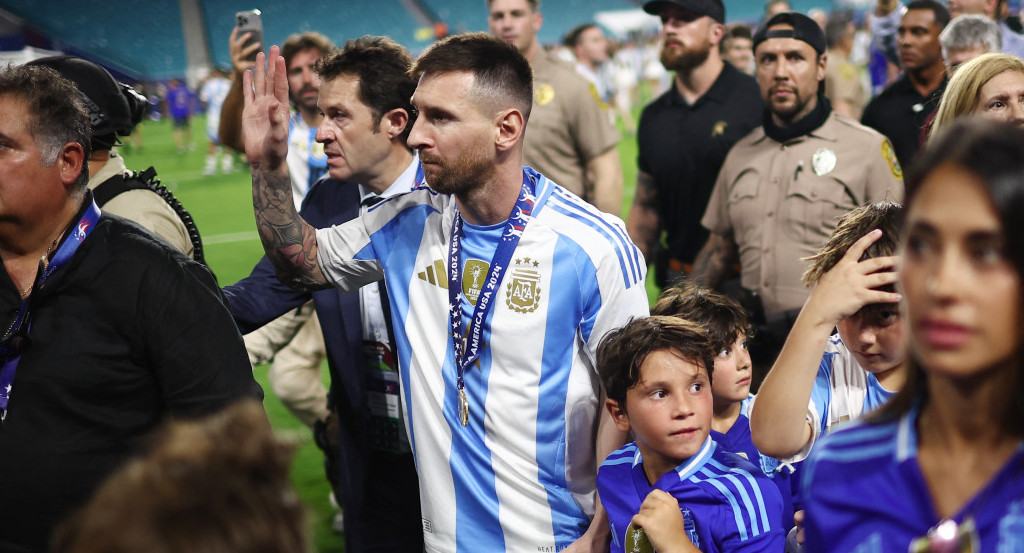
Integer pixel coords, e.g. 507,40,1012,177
58,142,86,187
382,108,410,140
709,22,726,46
494,108,525,152
606,398,632,433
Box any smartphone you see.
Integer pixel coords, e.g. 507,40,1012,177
235,9,263,62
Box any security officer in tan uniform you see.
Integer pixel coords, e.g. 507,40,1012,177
693,11,904,370
824,16,867,119
488,0,623,215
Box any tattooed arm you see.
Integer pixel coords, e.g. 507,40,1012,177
690,231,737,289
625,170,660,262
243,47,328,291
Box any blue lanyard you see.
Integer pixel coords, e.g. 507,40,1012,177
447,173,536,427
0,200,101,421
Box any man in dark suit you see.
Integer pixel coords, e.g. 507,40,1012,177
223,36,423,553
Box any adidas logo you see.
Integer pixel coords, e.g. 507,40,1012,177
417,259,448,289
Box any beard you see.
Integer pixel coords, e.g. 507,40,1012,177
768,87,814,124
290,84,319,114
421,150,494,196
660,40,712,73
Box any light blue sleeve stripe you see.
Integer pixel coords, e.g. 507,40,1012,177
713,465,764,536
710,459,773,533
547,194,643,287
601,456,635,467
691,470,750,541
538,239,590,547
810,352,837,435
550,189,642,278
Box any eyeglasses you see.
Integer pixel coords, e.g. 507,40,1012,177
908,517,979,553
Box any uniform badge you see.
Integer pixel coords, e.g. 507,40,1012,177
506,257,542,313
462,259,489,306
711,120,728,136
881,139,903,180
624,522,654,553
812,148,837,176
535,83,555,106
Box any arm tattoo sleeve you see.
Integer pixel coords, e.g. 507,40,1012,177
252,169,329,290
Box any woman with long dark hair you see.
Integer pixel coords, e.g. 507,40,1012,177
802,118,1024,552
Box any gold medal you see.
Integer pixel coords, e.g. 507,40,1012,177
459,388,469,426
624,522,654,553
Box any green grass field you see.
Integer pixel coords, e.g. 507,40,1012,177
119,109,649,552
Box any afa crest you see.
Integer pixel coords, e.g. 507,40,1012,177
506,257,542,313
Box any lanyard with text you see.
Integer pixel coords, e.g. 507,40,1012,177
447,173,536,427
0,200,101,421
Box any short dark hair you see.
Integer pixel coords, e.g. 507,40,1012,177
598,316,716,409
0,64,90,190
652,281,752,354
315,36,416,142
410,32,533,121
281,31,336,70
486,0,539,11
720,23,753,54
564,23,599,48
906,0,952,29
825,15,854,49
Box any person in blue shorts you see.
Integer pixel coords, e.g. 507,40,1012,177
802,118,1024,552
597,316,784,553
652,282,795,531
165,78,192,153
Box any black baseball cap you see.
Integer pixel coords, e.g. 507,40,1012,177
753,11,827,54
643,0,726,24
26,55,142,150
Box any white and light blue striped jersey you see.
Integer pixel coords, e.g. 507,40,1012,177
198,76,231,139
797,334,897,461
598,438,785,553
315,167,650,552
802,404,1024,552
286,111,327,209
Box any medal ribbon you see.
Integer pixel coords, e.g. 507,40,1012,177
447,172,536,426
0,200,101,421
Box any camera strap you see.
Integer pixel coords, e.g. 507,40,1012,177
0,200,100,422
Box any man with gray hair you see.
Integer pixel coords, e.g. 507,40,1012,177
940,13,1002,75
0,64,260,551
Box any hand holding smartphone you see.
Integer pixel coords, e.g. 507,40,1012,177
235,9,264,63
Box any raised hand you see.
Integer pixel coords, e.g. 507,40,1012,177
806,229,902,327
242,46,291,174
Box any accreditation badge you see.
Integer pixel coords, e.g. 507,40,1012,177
812,148,837,176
